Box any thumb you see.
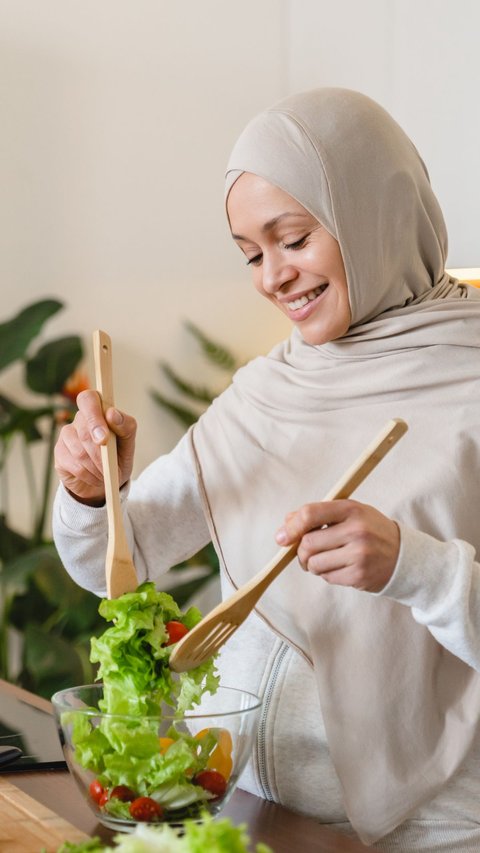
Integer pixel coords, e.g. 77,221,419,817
105,407,137,441
275,510,301,546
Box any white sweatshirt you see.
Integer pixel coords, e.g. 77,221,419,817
53,433,480,850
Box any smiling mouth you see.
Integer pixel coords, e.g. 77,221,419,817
286,284,328,310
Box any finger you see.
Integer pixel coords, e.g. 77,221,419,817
276,500,354,545
105,407,137,438
59,427,104,483
297,522,349,565
317,566,357,587
302,546,352,576
275,516,296,544
309,555,382,591
76,389,109,445
64,412,104,470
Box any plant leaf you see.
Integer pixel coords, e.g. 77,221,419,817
161,363,215,405
0,515,31,564
150,390,199,428
0,393,52,442
185,321,238,371
0,299,63,371
26,335,83,394
21,624,86,697
0,544,60,599
33,549,103,635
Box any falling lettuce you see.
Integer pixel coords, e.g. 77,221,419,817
57,812,273,852
67,581,222,816
91,581,219,716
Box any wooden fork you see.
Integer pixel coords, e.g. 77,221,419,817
93,329,138,599
169,417,408,672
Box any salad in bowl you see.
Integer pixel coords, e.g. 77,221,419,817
52,582,262,831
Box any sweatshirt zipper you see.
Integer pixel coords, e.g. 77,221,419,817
256,641,289,801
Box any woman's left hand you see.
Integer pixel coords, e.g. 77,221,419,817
275,500,400,593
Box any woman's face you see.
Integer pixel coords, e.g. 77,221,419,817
227,172,351,345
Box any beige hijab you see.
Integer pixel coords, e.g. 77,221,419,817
191,88,480,843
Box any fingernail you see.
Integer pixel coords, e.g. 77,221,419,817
92,427,107,443
275,528,288,545
110,409,123,425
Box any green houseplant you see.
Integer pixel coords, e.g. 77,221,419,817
0,299,105,697
151,321,241,606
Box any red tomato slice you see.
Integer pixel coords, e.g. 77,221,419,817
129,796,164,822
165,621,189,645
193,769,227,798
110,785,136,802
89,779,105,804
98,789,109,808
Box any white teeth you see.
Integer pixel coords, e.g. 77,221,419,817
288,295,309,310
287,284,327,310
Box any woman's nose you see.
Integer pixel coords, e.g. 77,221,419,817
261,252,297,294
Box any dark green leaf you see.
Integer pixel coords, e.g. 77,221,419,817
21,624,86,697
26,335,83,394
8,588,54,631
0,299,63,371
185,321,238,371
32,547,87,608
0,393,52,442
33,556,104,635
1,544,60,599
0,515,31,563
150,390,199,428
161,363,215,405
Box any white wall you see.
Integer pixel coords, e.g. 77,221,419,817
287,0,480,267
0,0,479,533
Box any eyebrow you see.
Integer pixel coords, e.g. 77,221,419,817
231,211,310,242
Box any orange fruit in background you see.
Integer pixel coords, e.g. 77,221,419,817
195,728,233,781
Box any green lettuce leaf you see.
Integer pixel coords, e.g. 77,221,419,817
90,582,219,717
56,812,274,852
70,582,221,809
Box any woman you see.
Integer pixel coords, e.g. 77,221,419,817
53,88,480,850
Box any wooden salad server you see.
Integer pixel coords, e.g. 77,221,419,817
169,417,408,672
93,329,138,599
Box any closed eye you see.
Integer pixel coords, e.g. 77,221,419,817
282,235,308,251
245,235,308,266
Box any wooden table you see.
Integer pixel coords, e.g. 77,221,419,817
0,680,371,852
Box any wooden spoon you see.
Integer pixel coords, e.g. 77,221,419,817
93,329,138,599
169,417,408,672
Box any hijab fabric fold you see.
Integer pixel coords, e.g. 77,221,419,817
191,88,480,843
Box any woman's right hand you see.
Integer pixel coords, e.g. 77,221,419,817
54,389,137,506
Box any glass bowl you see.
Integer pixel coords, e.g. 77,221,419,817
51,684,262,832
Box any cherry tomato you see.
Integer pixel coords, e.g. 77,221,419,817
129,796,164,822
195,728,233,780
89,779,106,804
98,789,109,808
165,621,189,645
110,785,136,802
193,769,227,798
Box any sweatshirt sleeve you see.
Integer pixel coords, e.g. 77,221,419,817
52,432,211,597
377,522,480,672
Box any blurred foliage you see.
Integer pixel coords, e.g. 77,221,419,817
0,299,104,698
151,322,242,603
0,310,243,699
